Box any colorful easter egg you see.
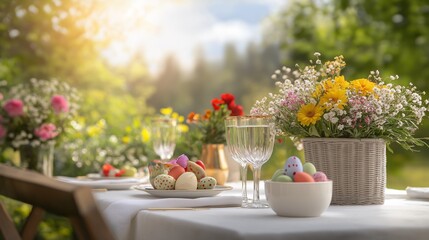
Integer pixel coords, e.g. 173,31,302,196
168,165,185,180
284,156,303,178
271,169,286,180
176,154,189,169
294,172,315,182
273,175,293,182
198,177,217,189
195,160,206,170
313,171,328,182
149,160,167,188
175,172,198,190
187,161,206,180
303,162,317,176
153,174,176,190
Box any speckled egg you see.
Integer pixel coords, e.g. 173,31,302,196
313,171,328,182
284,156,303,178
153,174,176,190
198,177,217,189
187,161,206,180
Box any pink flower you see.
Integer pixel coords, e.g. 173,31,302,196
0,124,7,138
34,123,59,141
51,95,69,113
4,99,24,117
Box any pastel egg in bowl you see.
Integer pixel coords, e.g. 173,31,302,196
264,180,332,217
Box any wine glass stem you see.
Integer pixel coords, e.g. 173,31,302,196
240,163,248,205
252,165,261,205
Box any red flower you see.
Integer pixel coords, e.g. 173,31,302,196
211,98,224,110
221,93,235,105
230,104,244,116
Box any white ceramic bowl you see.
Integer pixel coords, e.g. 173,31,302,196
264,180,332,217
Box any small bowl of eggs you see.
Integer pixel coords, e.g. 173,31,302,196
264,156,332,217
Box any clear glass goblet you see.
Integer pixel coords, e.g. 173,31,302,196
225,116,249,208
237,115,275,208
151,117,177,161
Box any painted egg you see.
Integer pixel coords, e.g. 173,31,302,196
149,160,167,188
271,169,286,180
198,177,217,189
273,175,293,182
168,165,185,180
313,171,328,182
284,156,303,178
176,154,189,169
153,174,176,190
175,172,198,190
294,172,315,182
187,161,206,180
303,162,317,176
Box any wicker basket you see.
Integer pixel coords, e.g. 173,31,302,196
302,138,386,205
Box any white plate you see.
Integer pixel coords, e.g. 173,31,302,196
86,173,138,180
56,176,145,190
133,185,233,198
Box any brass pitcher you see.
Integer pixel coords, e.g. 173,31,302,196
200,144,229,185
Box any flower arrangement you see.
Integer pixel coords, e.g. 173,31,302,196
0,78,79,149
251,53,429,151
187,93,244,144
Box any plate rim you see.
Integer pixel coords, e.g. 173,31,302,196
132,185,233,197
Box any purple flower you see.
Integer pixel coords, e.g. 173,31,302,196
35,123,59,141
51,95,69,113
4,99,24,117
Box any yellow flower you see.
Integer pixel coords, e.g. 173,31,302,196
312,85,324,99
319,88,348,110
178,124,189,133
125,126,132,133
297,103,324,126
350,78,376,95
333,75,349,89
86,120,106,137
322,75,349,92
178,116,185,123
160,107,173,116
172,112,179,119
122,136,131,144
141,128,150,143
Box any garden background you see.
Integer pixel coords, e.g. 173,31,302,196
1,0,429,238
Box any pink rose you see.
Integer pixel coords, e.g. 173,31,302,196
0,124,7,138
4,99,24,117
35,123,59,141
51,95,69,113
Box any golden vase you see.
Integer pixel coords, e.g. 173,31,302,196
200,144,229,185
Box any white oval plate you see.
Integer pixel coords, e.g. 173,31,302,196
86,173,138,180
133,185,233,198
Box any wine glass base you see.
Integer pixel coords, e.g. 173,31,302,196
246,202,269,209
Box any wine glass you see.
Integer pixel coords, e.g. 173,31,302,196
237,116,275,208
225,116,249,208
151,117,177,161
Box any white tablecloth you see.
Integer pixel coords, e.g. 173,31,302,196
94,183,429,240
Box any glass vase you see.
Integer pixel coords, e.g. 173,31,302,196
18,144,55,177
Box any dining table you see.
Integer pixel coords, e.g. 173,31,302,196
92,182,429,240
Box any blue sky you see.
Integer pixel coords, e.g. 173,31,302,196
100,0,285,74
